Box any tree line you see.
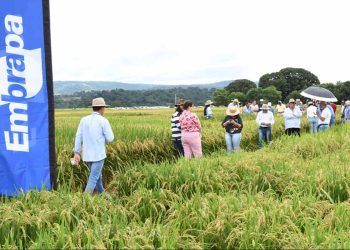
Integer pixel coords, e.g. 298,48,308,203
54,67,350,108
214,67,350,105
55,87,215,108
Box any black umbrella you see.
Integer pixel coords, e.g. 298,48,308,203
300,86,337,102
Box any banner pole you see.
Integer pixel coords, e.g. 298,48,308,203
42,0,57,190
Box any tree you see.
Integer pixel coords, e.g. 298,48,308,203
285,90,302,103
261,86,282,104
258,67,320,100
225,79,257,94
246,88,263,102
259,72,286,90
229,92,248,105
213,89,230,106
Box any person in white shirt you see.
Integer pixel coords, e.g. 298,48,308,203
243,102,254,115
228,99,240,108
317,101,331,132
283,99,302,136
342,100,350,123
256,104,275,149
204,100,214,120
74,97,115,196
306,102,318,133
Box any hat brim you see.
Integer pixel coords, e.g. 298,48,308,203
226,110,240,116
89,105,110,107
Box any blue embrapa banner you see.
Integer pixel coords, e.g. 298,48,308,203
0,0,56,196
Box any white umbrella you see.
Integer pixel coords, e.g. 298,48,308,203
300,86,337,102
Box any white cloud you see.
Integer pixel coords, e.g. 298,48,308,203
50,0,350,84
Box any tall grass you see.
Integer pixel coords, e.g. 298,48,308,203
1,108,348,248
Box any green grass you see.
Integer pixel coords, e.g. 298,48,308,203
1,108,349,249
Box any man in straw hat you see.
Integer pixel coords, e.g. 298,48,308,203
283,98,302,136
228,99,240,108
204,100,214,120
222,106,243,154
73,97,115,196
256,104,275,149
171,99,185,157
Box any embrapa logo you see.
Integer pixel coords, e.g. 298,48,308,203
0,15,43,152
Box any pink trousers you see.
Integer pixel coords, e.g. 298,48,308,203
181,131,202,159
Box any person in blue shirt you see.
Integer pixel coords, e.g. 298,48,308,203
73,97,115,196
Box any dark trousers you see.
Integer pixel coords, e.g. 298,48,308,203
258,127,271,149
285,128,300,136
172,139,184,157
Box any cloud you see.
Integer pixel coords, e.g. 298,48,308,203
50,0,350,83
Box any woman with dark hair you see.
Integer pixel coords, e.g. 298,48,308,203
179,100,202,159
204,100,214,120
171,99,185,157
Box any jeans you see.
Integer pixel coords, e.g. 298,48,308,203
182,131,202,159
308,117,318,133
172,139,184,157
84,160,105,194
318,124,330,132
225,132,242,154
258,127,271,149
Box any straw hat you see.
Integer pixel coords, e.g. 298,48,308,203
175,99,185,106
231,99,239,103
205,100,214,105
226,106,240,116
90,97,109,107
262,104,269,110
289,98,296,103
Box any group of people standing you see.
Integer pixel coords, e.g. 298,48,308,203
172,97,350,157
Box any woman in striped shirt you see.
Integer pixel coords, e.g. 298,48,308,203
171,99,185,157
179,100,202,159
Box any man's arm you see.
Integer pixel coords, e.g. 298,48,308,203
103,120,115,143
73,120,83,163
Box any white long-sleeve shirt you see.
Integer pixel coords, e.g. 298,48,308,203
283,108,302,129
306,106,317,119
318,107,331,126
74,112,115,162
256,111,275,127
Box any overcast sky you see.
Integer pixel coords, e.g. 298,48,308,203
50,0,350,84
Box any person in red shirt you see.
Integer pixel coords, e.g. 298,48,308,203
330,102,337,116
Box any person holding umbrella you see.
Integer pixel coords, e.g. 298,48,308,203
283,99,302,136
317,101,332,131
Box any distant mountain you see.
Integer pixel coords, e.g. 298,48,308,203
53,80,232,95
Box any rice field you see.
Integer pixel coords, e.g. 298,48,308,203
1,107,350,249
